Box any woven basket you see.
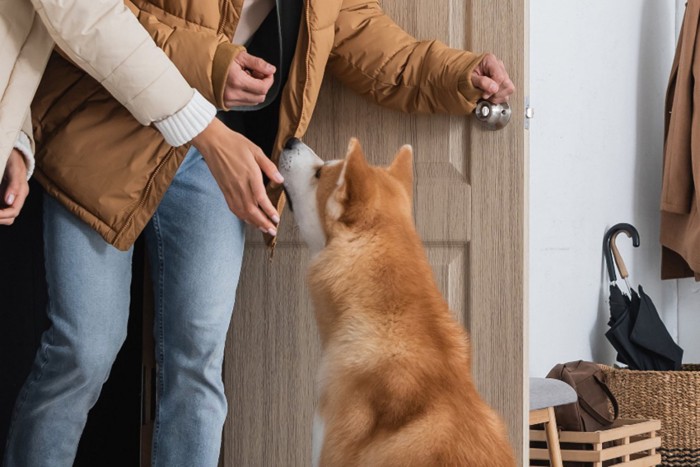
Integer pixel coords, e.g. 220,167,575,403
601,364,700,466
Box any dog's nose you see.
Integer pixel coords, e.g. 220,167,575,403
284,137,301,150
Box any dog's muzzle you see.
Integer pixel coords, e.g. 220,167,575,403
280,138,300,212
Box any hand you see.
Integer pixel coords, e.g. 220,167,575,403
0,149,30,226
192,118,283,235
471,53,515,104
224,51,276,108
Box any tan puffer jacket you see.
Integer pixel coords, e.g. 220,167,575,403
32,0,486,251
0,0,216,180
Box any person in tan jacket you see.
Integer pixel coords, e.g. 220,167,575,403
3,0,513,466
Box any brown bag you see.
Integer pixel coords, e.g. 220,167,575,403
546,360,619,432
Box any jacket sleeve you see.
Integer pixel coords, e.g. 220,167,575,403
29,0,192,123
126,1,245,110
29,0,236,145
0,0,52,178
14,113,36,180
328,0,485,114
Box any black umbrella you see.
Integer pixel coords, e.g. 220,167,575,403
603,223,683,371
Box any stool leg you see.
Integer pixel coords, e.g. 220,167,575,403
544,407,563,467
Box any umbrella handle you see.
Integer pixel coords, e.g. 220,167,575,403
603,223,640,281
611,231,631,279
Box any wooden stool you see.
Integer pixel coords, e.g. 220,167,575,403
529,378,577,467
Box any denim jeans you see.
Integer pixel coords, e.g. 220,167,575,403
3,147,245,467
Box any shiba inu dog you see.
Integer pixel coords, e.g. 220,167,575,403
279,138,516,467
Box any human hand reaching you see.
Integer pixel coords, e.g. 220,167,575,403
224,51,276,108
471,53,515,104
192,118,282,235
0,149,29,226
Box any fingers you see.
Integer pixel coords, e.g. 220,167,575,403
0,180,29,226
236,52,276,76
222,173,277,234
248,179,278,235
490,76,515,104
472,75,499,99
238,71,274,96
239,147,282,235
485,57,514,103
472,53,515,103
233,52,275,96
0,151,30,225
224,76,274,107
225,59,275,107
253,150,282,221
255,150,284,185
232,175,278,236
0,191,28,225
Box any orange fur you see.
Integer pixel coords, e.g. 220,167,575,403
308,139,516,467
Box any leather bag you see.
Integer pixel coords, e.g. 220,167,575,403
546,360,619,432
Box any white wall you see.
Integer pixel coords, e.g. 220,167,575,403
529,0,700,377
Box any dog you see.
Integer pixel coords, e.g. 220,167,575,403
279,138,516,467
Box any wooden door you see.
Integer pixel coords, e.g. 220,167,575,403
222,1,528,465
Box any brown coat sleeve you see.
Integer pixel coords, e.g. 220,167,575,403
126,1,244,110
328,0,485,114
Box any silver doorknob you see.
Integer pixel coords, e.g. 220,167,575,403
474,100,511,130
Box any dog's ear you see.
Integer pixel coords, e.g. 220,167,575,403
335,138,374,221
387,144,413,203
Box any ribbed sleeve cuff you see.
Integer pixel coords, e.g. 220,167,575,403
153,90,216,147
14,131,35,180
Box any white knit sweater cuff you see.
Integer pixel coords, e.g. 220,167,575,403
13,131,35,180
153,90,216,147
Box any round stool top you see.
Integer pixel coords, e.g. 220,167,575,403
529,377,577,411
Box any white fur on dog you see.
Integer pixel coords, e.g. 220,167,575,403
279,143,328,255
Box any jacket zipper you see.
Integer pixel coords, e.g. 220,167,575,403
112,149,173,246
217,0,230,36
296,0,312,136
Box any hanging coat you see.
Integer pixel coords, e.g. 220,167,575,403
660,0,700,281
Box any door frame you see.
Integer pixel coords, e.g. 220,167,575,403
467,0,529,463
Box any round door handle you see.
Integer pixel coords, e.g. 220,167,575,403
474,100,511,130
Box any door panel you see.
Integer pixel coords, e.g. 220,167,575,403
224,245,317,466
222,0,527,465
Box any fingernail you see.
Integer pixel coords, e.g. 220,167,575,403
273,172,284,184
267,227,277,236
489,84,498,93
271,215,280,224
6,194,15,205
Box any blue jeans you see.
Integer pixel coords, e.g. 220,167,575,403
3,148,245,467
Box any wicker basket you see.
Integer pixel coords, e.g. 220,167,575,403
601,364,700,466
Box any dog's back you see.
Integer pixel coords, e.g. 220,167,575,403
310,219,515,467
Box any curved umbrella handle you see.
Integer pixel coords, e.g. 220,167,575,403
603,223,640,281
611,232,632,279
